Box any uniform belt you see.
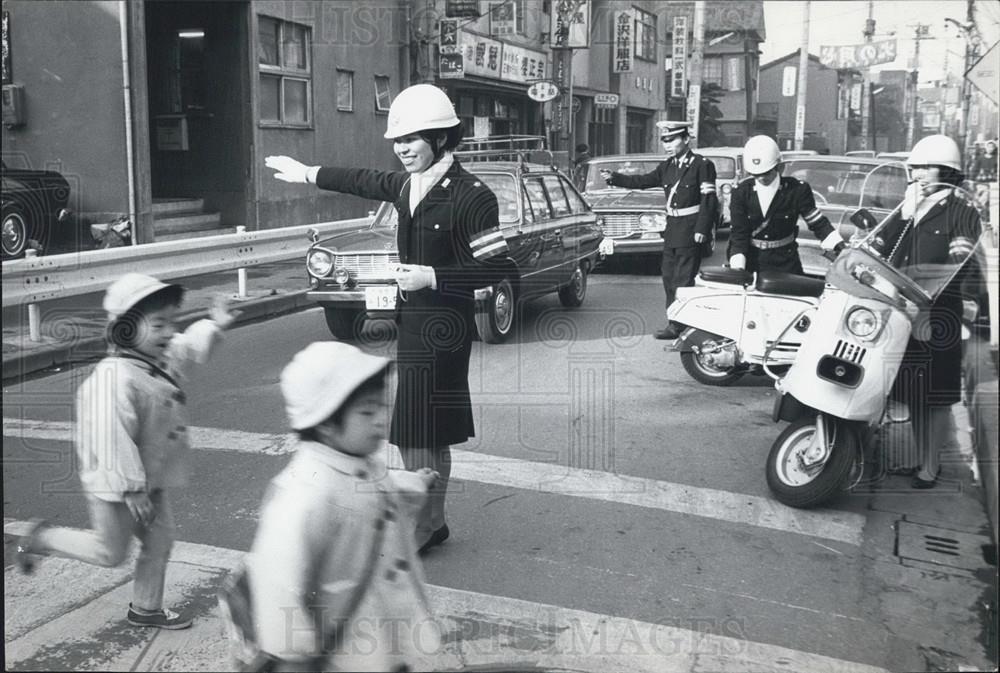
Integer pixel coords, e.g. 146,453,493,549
666,204,700,217
751,234,796,250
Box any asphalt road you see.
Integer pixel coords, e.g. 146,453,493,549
4,255,935,671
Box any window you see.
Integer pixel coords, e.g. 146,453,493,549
374,75,392,113
173,29,206,112
258,16,311,126
336,70,353,112
524,177,552,221
634,8,656,61
703,55,745,91
542,175,571,216
560,177,589,214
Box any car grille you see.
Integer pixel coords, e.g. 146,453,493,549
599,213,640,238
334,253,400,281
833,339,867,364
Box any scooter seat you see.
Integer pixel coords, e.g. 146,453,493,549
755,271,826,297
699,266,754,285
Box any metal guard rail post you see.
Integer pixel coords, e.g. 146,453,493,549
3,217,369,311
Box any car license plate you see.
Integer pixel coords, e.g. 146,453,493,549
365,286,397,310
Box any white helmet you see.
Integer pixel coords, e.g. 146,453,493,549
907,134,962,171
383,84,460,140
743,135,782,175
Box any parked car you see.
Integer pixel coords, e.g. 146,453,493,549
781,150,819,159
305,158,604,343
1,160,73,259
695,146,745,228
782,155,909,276
876,151,909,162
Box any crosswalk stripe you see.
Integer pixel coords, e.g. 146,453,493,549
3,522,889,673
2,417,865,546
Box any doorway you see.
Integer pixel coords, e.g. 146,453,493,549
144,1,252,228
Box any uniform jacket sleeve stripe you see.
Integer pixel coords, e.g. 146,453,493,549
804,209,823,222
470,228,504,249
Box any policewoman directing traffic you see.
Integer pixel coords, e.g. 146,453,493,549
265,84,509,554
599,121,719,340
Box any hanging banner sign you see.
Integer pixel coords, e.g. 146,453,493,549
440,19,458,54
527,80,560,102
671,17,688,99
612,9,633,73
818,39,898,69
439,52,464,79
551,0,590,49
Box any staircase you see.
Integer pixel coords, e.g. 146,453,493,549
152,198,235,242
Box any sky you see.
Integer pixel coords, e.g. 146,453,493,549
760,0,1000,85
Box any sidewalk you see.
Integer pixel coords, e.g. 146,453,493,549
2,260,313,383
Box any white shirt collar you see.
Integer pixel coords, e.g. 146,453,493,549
409,152,455,214
754,178,781,216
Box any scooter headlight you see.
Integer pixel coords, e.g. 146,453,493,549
307,249,334,277
846,307,879,338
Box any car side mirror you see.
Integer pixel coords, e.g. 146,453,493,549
850,208,878,231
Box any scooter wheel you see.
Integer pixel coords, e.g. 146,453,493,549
765,417,858,508
680,350,743,386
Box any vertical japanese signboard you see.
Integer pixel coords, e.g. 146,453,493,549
440,19,458,53
1,11,11,85
613,9,632,73
671,17,687,99
490,2,516,37
551,0,590,49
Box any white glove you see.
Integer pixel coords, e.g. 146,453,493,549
729,254,747,270
962,299,979,323
393,264,437,291
694,233,706,243
264,155,317,184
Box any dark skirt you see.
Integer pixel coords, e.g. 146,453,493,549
390,320,475,449
890,296,964,408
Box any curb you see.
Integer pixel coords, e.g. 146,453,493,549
1,290,314,383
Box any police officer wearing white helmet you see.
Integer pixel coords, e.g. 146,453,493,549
872,134,984,489
729,135,845,274
265,84,510,552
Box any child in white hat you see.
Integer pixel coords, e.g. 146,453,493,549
244,341,441,671
16,272,237,630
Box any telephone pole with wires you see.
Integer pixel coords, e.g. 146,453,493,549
906,23,931,149
859,0,875,151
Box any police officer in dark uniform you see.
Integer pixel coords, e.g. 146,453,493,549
600,121,719,339
728,135,845,275
265,84,509,553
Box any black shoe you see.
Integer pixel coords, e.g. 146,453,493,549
16,519,51,575
654,326,680,340
127,604,193,630
418,524,450,556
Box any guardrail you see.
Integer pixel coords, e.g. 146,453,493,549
2,216,369,309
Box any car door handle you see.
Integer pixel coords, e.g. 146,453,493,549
553,229,562,236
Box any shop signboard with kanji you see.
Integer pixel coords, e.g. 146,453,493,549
500,43,547,82
550,0,590,49
440,52,464,79
671,17,687,99
818,39,898,69
613,9,632,73
459,31,503,79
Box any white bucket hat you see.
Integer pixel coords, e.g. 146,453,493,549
103,273,183,322
281,341,392,430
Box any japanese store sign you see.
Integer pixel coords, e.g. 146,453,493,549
439,19,458,54
440,52,464,79
671,17,688,99
490,2,516,37
550,0,590,49
612,9,633,73
818,39,898,69
459,31,503,79
456,30,545,83
500,43,547,82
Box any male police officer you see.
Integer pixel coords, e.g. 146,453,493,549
600,121,719,339
729,135,844,274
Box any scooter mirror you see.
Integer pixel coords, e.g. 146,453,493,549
850,208,878,230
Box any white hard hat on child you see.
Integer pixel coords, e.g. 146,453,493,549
103,273,183,322
743,135,782,175
907,134,962,171
383,84,460,140
281,341,391,430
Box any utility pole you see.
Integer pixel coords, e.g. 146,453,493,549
960,0,976,165
794,1,810,151
859,1,874,150
687,1,706,149
906,24,929,149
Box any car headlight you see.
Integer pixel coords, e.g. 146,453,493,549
638,211,667,231
307,249,334,277
845,307,879,339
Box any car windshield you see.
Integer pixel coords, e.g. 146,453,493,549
371,171,520,229
584,160,662,191
783,160,908,210
699,155,736,179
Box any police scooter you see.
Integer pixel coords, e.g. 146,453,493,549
764,183,985,508
667,268,826,386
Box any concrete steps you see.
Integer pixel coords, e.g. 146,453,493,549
152,198,229,241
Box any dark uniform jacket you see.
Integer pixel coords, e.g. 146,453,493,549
315,159,508,447
606,150,718,248
875,189,982,408
729,176,836,261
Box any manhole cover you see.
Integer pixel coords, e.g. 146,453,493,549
896,520,991,571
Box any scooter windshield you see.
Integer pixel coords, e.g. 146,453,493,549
851,181,988,304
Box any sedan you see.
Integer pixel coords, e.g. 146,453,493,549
1,160,73,259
